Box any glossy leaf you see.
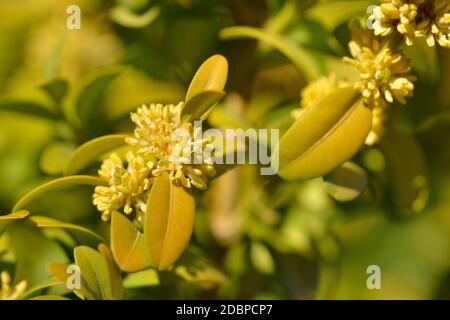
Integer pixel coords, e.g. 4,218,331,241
182,90,225,122
379,129,429,214
0,101,58,120
64,134,129,175
185,55,228,103
28,216,104,243
219,26,321,81
111,211,151,272
323,161,368,202
31,295,69,300
13,175,105,211
144,174,195,270
47,262,92,300
274,87,372,180
110,5,160,28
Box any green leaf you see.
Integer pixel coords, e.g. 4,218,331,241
274,87,371,180
110,5,160,28
185,55,228,103
111,211,151,272
323,161,368,202
378,129,429,214
64,134,129,176
47,262,93,300
13,175,106,211
250,242,275,274
40,79,69,104
182,90,225,122
98,244,124,300
40,142,75,176
74,246,114,300
123,269,160,288
144,174,195,270
10,224,68,287
0,101,58,120
0,210,30,235
219,26,322,81
28,216,105,243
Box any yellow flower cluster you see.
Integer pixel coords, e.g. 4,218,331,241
93,103,216,221
370,0,450,47
0,271,27,300
342,24,416,144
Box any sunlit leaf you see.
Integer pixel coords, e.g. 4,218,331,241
144,174,195,270
379,129,429,214
323,161,368,202
274,87,371,180
13,176,105,211
185,55,228,103
219,26,322,81
111,211,151,272
64,134,129,175
110,5,160,28
123,269,160,288
182,90,225,122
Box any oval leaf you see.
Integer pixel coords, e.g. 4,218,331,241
64,134,129,175
40,142,75,176
144,174,195,270
13,176,105,211
98,244,124,300
111,211,151,272
274,87,372,180
323,161,368,202
185,55,228,103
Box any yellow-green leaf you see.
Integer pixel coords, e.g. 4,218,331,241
144,174,195,270
28,216,104,243
378,129,429,214
13,175,105,211
98,244,124,300
185,55,228,103
31,295,69,300
64,134,129,175
110,5,160,28
74,246,112,300
274,87,371,180
123,269,160,288
182,90,225,122
111,211,151,272
323,161,368,202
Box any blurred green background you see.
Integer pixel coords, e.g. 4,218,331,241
0,0,450,300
